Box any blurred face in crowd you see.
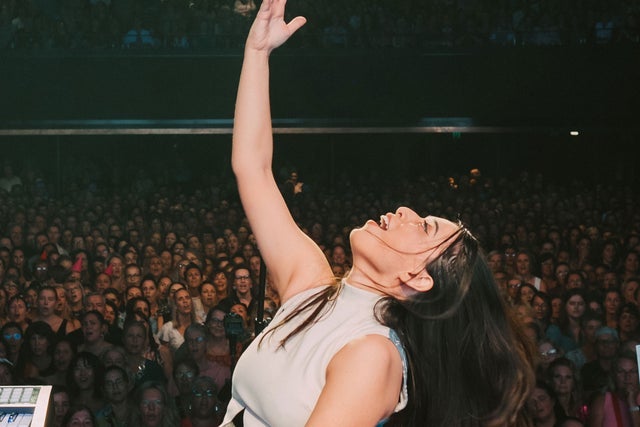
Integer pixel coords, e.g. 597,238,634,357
200,283,216,307
53,340,74,372
526,386,555,424
141,279,158,304
104,368,128,404
565,294,586,320
140,387,165,427
551,364,574,396
234,268,252,296
38,288,57,317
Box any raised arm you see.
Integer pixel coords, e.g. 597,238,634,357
232,0,333,302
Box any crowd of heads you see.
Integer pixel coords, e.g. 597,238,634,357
2,0,638,51
0,151,639,425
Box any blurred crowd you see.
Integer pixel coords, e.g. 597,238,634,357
0,149,639,425
1,0,639,51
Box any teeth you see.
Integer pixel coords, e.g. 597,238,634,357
380,215,389,230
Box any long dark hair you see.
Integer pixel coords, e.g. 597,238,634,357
380,230,535,427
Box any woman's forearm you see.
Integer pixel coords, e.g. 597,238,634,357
232,49,273,178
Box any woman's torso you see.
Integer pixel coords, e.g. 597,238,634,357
223,282,407,426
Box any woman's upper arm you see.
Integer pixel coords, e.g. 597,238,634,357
234,167,333,301
305,335,403,427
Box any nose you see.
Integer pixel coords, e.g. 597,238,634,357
395,207,418,219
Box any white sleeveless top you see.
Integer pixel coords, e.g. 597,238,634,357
221,281,408,426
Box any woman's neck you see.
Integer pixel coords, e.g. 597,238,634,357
177,312,191,326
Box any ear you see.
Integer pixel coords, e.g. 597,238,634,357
399,270,434,293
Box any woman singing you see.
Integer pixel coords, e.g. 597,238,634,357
222,1,536,426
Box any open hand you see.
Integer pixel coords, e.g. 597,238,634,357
246,0,306,53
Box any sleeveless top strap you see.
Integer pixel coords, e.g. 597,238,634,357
377,329,409,426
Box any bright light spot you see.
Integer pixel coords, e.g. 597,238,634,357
570,131,579,136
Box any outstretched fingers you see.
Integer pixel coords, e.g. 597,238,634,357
287,15,307,35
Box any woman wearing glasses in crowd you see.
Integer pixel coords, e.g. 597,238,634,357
182,375,222,426
96,365,134,427
1,321,23,365
182,323,230,393
221,1,535,425
132,381,180,427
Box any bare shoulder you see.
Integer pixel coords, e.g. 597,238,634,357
306,334,403,426
332,334,402,368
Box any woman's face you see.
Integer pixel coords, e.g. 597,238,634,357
213,272,228,293
53,391,71,425
551,297,562,319
12,249,24,268
149,257,163,276
53,341,74,371
515,253,531,275
185,329,206,360
619,311,639,333
625,253,639,273
25,288,38,307
350,208,461,291
566,295,586,319
38,289,57,316
72,359,95,391
134,300,150,318
487,253,502,272
109,257,124,278
141,280,158,303
604,292,621,315
55,287,67,312
532,296,549,321
140,387,164,427
3,326,22,353
551,365,574,395
615,358,639,393
126,287,142,302
173,243,185,256
30,333,49,356
555,265,569,283
186,268,203,290
160,252,173,273
526,387,555,422
8,298,27,323
82,313,104,343
174,363,197,394
95,273,111,292
190,380,218,419
104,369,128,404
104,303,116,325
230,304,248,321
520,286,535,304
624,280,639,303
124,325,146,355
66,408,94,427
165,233,177,249
540,258,554,277
206,310,226,338
174,289,192,315
200,283,216,307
